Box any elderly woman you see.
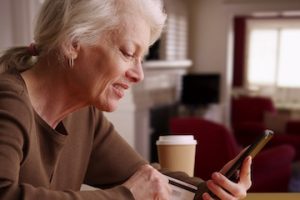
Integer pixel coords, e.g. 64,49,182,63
0,0,251,199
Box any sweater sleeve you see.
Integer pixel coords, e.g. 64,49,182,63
84,108,147,188
0,82,136,199
1,180,134,200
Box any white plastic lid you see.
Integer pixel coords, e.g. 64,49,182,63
156,135,197,145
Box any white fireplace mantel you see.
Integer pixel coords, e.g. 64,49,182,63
143,60,192,69
105,60,192,161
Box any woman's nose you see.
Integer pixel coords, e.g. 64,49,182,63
125,62,144,83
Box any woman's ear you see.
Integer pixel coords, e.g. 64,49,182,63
71,41,80,59
61,40,80,60
61,40,81,67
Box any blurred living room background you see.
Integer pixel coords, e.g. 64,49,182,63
2,0,300,193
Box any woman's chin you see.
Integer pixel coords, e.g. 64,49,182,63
96,102,118,112
104,106,117,112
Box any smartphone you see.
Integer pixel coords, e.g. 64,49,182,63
207,130,274,199
224,129,274,180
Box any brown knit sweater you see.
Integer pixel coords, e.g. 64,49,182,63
0,69,206,199
0,69,149,199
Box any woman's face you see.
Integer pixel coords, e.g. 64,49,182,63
72,17,151,111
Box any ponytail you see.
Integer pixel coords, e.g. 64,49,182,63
0,46,38,73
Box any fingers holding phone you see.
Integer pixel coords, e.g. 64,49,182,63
203,156,252,200
223,130,274,181
219,147,249,177
239,156,252,189
204,130,273,199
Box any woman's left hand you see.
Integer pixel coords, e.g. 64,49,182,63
202,156,252,200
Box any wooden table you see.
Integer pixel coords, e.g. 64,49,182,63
245,193,300,200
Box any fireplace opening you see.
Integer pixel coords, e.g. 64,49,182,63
149,103,179,162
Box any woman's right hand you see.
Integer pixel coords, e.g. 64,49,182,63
123,164,172,200
202,156,252,200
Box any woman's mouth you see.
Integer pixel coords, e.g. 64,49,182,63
112,83,129,98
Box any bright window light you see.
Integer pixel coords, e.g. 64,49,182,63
246,19,300,89
247,29,278,85
278,29,300,87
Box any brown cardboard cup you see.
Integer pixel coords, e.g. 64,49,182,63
156,135,197,177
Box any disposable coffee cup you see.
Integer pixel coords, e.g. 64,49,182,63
156,135,197,177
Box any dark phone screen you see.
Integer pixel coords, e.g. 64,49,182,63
224,130,274,180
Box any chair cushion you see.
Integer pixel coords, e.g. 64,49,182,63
263,111,289,134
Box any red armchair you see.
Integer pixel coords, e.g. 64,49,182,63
169,117,295,192
231,95,300,160
286,120,300,135
231,96,275,145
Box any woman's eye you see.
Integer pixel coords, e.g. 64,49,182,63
121,50,134,58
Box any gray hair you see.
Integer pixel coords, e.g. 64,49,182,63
0,0,166,71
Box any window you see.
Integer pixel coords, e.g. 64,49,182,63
244,18,300,104
246,19,300,89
